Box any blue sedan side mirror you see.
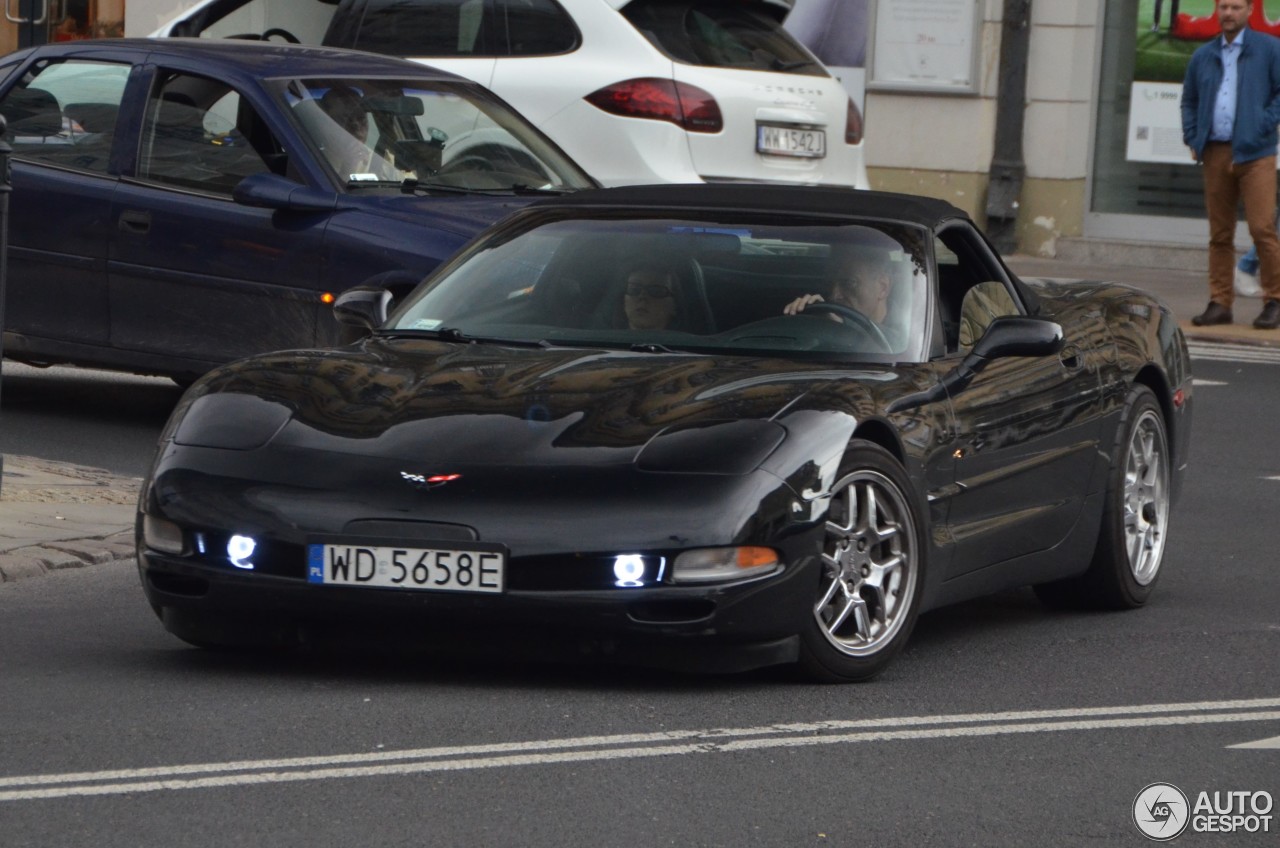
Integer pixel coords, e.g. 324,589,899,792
233,173,339,212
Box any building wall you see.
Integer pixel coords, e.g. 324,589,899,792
865,0,1100,257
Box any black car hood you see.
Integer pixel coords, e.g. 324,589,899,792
186,339,899,470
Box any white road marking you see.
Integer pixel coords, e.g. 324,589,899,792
1,697,1278,802
1188,341,1280,364
1192,378,1228,386
1230,734,1280,749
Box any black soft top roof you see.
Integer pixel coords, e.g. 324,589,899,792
531,184,970,230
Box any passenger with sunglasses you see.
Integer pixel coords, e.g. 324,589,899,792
622,264,682,330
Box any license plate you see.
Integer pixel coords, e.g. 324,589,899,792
756,125,826,158
307,543,505,593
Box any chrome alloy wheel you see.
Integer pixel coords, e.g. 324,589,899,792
1124,408,1169,586
814,469,919,657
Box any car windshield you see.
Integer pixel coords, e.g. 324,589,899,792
273,76,594,192
387,212,932,362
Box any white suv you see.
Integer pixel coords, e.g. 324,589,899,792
154,0,868,188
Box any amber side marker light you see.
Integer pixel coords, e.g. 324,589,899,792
672,546,780,583
320,292,335,304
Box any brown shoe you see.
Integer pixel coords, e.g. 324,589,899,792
1192,301,1233,326
1254,299,1280,329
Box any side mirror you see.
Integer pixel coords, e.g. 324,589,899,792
233,173,339,212
968,315,1063,361
888,316,1062,413
333,286,394,333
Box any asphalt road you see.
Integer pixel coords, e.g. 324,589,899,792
0,362,180,476
0,352,1278,846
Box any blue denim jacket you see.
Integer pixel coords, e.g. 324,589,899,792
1181,29,1280,163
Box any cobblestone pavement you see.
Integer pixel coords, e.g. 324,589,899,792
0,455,140,583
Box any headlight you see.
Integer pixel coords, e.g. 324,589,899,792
671,547,780,583
142,515,185,555
173,393,291,450
637,420,785,474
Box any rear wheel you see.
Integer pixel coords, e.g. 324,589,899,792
1034,384,1170,609
798,442,924,682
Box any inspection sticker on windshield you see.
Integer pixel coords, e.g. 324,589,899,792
307,542,505,593
757,125,825,158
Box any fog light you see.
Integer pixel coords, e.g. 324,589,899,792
672,547,779,584
614,554,665,588
227,535,257,570
143,515,185,555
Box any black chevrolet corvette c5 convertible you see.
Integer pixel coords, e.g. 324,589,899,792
136,184,1193,682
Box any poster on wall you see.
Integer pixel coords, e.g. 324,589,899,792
783,0,870,113
1127,0,1280,164
868,0,980,92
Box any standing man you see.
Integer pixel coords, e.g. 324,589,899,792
1181,0,1280,330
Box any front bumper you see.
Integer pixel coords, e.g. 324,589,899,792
137,540,819,673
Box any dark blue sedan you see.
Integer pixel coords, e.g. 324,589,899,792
0,38,594,382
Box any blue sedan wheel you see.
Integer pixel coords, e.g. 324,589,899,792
799,442,924,682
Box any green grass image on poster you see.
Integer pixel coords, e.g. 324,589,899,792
1136,0,1215,82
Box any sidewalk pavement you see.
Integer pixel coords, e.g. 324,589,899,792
2,254,1278,584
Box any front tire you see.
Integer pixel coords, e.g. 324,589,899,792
1034,384,1170,609
798,442,925,682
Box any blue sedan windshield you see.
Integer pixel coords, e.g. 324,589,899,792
277,77,593,192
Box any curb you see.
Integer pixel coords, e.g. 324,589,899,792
0,534,137,583
0,454,141,584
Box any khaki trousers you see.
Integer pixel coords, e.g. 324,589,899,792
1202,143,1280,306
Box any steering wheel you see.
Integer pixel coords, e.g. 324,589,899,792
261,27,300,43
801,302,892,352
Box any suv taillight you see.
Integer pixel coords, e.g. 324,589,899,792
846,97,863,145
585,78,723,133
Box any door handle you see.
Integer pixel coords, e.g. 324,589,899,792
118,209,152,234
5,0,46,23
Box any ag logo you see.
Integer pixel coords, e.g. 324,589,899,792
1133,783,1190,841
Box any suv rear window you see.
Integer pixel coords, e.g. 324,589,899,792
348,0,577,58
622,0,826,76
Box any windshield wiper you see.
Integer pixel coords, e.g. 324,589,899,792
400,179,573,197
508,184,574,195
398,180,488,196
344,178,413,190
380,326,552,347
630,342,676,353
